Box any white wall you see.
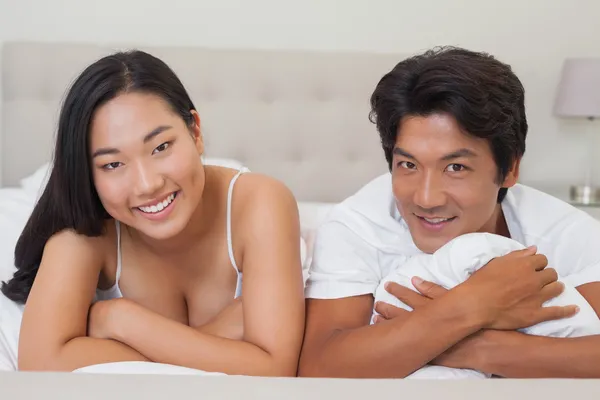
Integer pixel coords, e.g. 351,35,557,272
1,0,600,187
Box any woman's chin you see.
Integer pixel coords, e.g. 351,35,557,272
135,223,186,242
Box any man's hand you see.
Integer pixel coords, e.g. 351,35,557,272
377,247,578,331
373,279,494,370
373,277,447,323
377,248,577,329
373,248,581,371
459,247,578,330
431,329,503,370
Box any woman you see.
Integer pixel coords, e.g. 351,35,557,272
1,50,305,375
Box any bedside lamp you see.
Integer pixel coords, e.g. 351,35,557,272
553,58,600,204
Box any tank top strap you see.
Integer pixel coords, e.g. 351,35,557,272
115,219,123,283
226,167,250,274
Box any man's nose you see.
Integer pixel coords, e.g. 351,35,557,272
413,171,447,212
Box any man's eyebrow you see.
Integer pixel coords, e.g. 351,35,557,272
393,147,416,160
440,148,478,161
392,147,478,162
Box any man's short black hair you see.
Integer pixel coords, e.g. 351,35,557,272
369,46,527,203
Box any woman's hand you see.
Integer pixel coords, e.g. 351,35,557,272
88,297,245,342
87,298,130,340
197,298,244,341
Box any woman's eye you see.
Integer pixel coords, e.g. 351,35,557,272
398,161,416,169
446,163,466,172
152,142,170,154
102,162,122,170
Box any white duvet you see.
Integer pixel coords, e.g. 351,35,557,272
74,361,226,375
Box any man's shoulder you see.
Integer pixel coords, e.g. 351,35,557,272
306,174,413,300
506,183,600,250
320,173,414,253
508,183,579,212
508,184,600,284
507,184,596,228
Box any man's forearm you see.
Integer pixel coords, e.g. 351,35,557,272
479,331,600,378
300,295,484,378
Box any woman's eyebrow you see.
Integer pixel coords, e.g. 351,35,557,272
92,125,173,158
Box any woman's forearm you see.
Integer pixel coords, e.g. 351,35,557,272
19,336,148,372
110,300,296,376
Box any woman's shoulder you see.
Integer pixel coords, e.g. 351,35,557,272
45,220,115,259
205,166,298,229
207,165,296,206
232,170,297,213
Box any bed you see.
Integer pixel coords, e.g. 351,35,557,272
1,41,599,398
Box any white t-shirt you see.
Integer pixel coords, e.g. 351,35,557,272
305,173,600,300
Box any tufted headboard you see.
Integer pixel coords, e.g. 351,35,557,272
0,42,402,202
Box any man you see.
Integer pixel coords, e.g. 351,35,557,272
298,47,600,378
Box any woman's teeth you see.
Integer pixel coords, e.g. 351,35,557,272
138,193,176,214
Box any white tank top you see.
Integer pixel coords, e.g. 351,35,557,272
95,167,249,302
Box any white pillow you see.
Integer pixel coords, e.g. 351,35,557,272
0,293,24,371
297,201,336,269
0,188,36,283
0,187,35,371
203,157,244,169
19,163,50,198
297,201,335,231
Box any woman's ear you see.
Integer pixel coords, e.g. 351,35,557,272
190,110,204,155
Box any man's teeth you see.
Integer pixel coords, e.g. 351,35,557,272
423,217,452,224
138,193,176,214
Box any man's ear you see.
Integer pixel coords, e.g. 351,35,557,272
190,110,204,155
502,158,521,188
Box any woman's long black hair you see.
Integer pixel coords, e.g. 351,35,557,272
1,50,197,303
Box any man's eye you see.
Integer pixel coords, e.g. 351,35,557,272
446,163,466,172
399,161,416,169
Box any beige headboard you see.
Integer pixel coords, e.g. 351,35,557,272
1,42,402,202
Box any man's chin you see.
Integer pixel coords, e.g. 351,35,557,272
411,232,457,254
413,241,442,254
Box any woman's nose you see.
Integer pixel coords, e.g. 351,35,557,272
133,162,165,197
